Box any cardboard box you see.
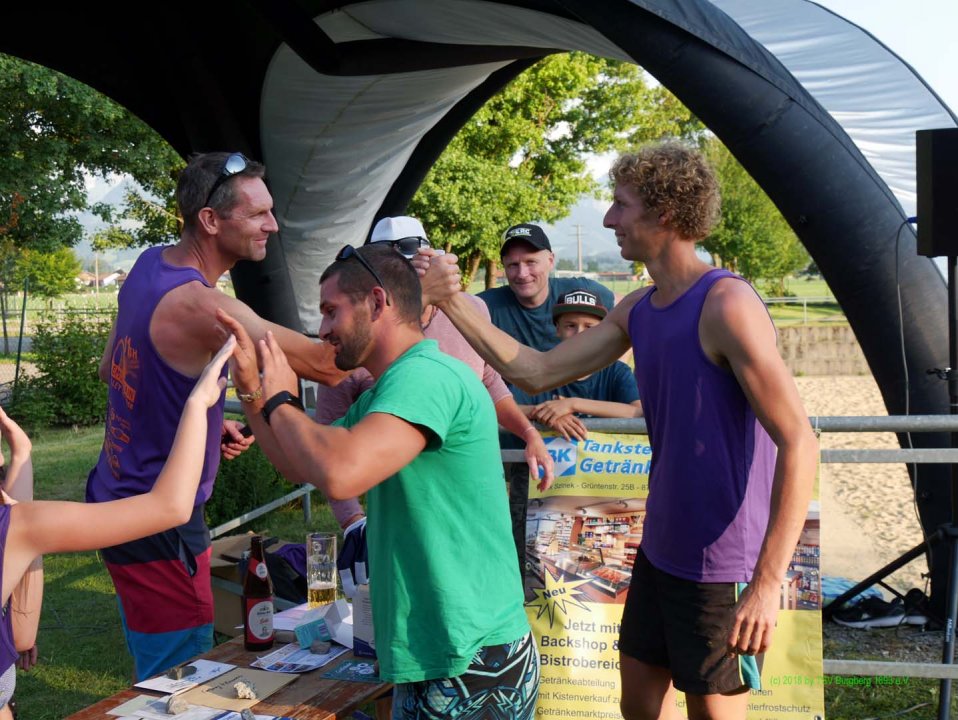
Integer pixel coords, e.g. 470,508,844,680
209,534,252,637
209,533,297,637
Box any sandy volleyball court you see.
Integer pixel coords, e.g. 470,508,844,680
795,375,927,595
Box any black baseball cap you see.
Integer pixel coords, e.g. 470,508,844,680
500,223,552,256
552,290,608,322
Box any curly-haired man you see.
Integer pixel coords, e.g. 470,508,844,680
422,140,818,720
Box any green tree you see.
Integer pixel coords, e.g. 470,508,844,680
0,53,182,253
12,247,82,298
0,52,182,342
408,52,703,286
701,138,808,295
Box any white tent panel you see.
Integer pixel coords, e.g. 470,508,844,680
713,0,956,217
262,52,510,329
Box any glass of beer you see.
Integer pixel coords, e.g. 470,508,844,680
307,532,338,607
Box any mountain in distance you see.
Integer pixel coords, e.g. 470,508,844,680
540,196,631,271
74,176,146,273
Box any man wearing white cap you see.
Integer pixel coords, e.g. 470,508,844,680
314,216,554,598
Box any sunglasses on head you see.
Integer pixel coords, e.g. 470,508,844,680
203,152,249,208
376,236,430,259
336,245,392,306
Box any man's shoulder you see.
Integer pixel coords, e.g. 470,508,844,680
476,285,513,305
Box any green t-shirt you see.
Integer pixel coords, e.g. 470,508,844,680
337,340,529,683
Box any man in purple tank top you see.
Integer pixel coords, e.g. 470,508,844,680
422,142,817,720
86,152,347,681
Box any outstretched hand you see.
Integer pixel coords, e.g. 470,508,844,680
190,335,235,408
259,331,299,400
216,309,260,398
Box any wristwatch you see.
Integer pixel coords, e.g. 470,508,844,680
236,386,263,403
261,390,304,425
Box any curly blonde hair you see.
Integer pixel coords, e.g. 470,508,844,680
610,142,721,240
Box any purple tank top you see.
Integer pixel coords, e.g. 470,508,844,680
629,269,776,582
86,246,225,505
0,505,18,677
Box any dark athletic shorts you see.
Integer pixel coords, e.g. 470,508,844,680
619,549,762,695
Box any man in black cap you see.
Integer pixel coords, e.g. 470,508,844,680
478,223,615,577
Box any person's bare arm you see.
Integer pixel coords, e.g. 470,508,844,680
440,290,636,393
702,279,818,657
417,253,638,392
10,558,42,655
494,397,553,491
532,397,643,423
0,408,32,503
152,281,347,386
2,337,234,603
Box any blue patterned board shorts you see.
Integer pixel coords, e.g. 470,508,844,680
392,631,540,719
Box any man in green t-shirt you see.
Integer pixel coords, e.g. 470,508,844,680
220,243,541,718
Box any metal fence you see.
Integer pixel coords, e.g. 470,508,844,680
214,408,958,679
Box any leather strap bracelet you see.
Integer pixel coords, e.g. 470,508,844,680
261,390,304,425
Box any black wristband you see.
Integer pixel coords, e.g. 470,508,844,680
261,390,304,425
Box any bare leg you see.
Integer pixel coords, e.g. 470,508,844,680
620,654,683,720
685,688,749,720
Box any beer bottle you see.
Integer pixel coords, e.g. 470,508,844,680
242,535,275,651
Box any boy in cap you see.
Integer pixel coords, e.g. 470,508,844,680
512,289,642,441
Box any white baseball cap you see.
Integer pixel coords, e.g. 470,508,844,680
368,216,430,259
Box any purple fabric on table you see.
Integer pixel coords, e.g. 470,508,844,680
275,543,306,578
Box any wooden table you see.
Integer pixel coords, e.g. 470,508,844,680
65,638,390,720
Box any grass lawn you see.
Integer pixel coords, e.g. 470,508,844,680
16,424,341,718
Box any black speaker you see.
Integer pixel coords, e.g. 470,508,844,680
917,127,958,257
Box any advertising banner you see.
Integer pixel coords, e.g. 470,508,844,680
523,432,824,719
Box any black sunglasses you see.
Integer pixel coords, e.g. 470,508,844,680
377,236,430,259
203,152,249,208
336,245,391,306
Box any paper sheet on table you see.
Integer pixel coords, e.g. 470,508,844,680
110,695,285,720
133,659,236,695
273,599,352,648
177,667,297,711
250,641,349,673
107,693,222,719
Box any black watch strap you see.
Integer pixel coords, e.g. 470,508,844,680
261,390,304,425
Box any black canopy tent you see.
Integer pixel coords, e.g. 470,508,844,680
3,0,957,610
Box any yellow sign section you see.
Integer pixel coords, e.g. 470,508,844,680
523,430,824,719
